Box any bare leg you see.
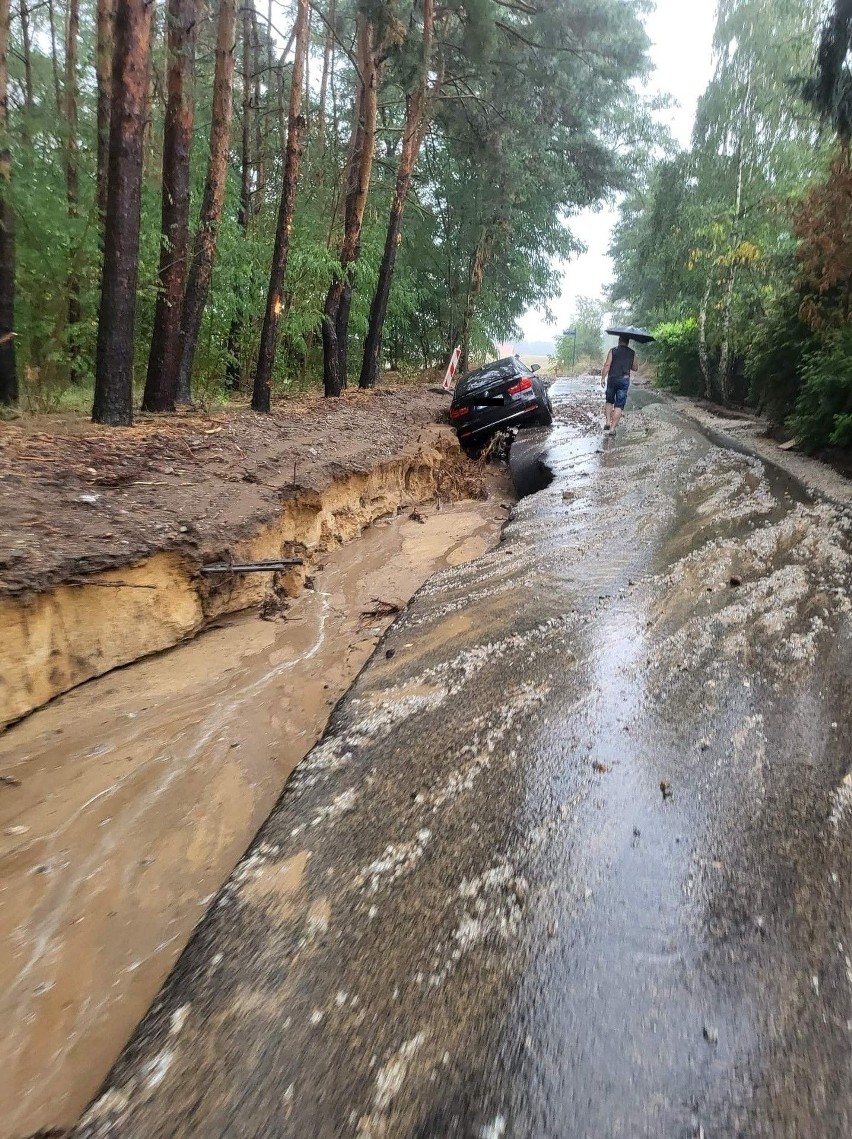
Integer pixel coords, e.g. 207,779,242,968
611,406,624,430
604,402,613,428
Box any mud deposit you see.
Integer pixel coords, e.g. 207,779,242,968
0,389,452,596
1,423,483,728
0,493,509,1139
65,379,852,1139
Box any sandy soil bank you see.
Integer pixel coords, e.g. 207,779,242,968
1,390,488,728
0,484,511,1139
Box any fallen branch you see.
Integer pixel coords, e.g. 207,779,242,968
360,597,403,618
200,559,304,574
65,578,159,590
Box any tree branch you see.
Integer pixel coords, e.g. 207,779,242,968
308,0,360,72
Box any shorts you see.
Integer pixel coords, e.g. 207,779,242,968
606,376,630,410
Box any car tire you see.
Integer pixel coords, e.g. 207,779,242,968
534,405,553,427
459,435,484,459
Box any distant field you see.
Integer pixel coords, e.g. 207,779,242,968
516,353,553,370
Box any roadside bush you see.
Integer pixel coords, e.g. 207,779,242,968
574,354,603,374
651,318,702,395
788,327,852,452
744,292,811,424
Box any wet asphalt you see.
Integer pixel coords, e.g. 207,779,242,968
72,379,852,1139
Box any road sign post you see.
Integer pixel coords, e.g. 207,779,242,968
564,328,577,372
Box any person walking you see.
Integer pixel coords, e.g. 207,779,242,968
600,334,638,434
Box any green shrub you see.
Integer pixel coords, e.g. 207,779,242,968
832,413,852,447
744,293,811,424
788,327,852,452
651,318,702,395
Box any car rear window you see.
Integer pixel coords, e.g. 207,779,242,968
456,359,519,397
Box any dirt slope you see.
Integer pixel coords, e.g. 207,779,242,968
0,388,455,595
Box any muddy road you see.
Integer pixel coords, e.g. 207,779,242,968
73,379,852,1138
0,496,509,1139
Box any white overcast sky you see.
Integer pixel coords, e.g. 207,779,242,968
519,0,718,345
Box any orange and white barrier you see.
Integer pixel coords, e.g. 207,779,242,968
442,346,461,392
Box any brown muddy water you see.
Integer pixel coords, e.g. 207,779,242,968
0,495,509,1139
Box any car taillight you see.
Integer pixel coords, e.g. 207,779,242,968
450,405,470,420
507,377,534,395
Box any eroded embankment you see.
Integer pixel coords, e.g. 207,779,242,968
0,485,510,1139
1,429,478,728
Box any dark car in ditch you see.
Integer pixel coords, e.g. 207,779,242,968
449,356,553,449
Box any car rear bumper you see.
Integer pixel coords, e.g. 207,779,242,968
457,404,541,440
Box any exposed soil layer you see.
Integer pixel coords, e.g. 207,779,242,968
64,380,852,1139
1,391,487,727
0,487,511,1139
0,388,452,595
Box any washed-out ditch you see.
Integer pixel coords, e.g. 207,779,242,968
0,423,513,1139
1,426,487,729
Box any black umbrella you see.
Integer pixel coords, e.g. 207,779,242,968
606,325,655,345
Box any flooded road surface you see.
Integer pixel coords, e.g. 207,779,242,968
72,379,852,1139
0,497,509,1139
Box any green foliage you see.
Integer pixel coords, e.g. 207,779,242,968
3,0,659,410
401,0,654,363
553,297,605,370
798,0,852,143
789,327,852,451
573,297,606,362
743,288,811,423
651,318,702,395
552,331,575,372
610,0,852,452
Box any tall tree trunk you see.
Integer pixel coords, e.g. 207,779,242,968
698,268,714,401
0,0,16,405
143,43,157,171
359,0,434,390
96,0,116,227
302,8,310,136
251,0,308,413
272,23,297,161
175,0,237,404
239,0,252,221
329,22,338,163
46,0,62,114
19,0,33,116
64,0,81,382
718,264,738,404
252,4,264,205
718,144,746,405
267,0,276,158
142,0,196,411
276,47,287,158
92,0,155,425
459,227,493,375
224,0,253,393
322,14,378,397
316,0,333,156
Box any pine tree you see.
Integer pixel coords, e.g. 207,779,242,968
142,0,198,412
251,0,309,413
0,0,15,406
91,0,155,425
175,0,237,405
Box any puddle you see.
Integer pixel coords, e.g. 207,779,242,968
0,495,509,1139
509,428,555,498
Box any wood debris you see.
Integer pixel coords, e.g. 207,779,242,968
360,597,403,619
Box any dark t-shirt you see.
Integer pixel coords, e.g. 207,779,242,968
610,345,635,380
